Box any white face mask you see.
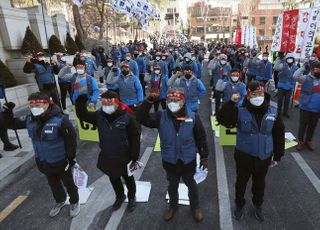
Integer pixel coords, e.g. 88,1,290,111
185,58,190,62
231,76,239,82
155,70,160,75
191,56,196,61
168,102,181,113
310,56,316,61
162,56,166,60
38,57,46,62
286,58,294,64
77,69,85,75
250,96,264,107
107,63,113,67
126,56,131,61
220,60,227,65
263,57,268,61
30,107,45,116
156,56,160,61
102,105,116,114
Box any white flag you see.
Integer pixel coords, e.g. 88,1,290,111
295,8,312,55
271,14,283,52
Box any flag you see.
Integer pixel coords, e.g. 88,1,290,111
271,14,283,52
235,27,241,45
280,10,299,52
295,8,312,55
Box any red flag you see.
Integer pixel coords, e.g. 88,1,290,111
281,10,299,52
235,27,241,45
288,9,299,51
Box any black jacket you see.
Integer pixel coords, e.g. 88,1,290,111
135,100,209,160
217,94,285,161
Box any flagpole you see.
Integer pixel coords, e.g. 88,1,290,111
40,0,50,55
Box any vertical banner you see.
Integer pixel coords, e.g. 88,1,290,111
235,27,242,45
295,8,312,55
241,26,245,45
280,11,292,52
301,8,320,59
245,25,250,47
252,27,258,48
271,14,283,52
288,9,299,51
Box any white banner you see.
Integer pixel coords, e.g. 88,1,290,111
300,7,320,59
241,26,245,45
271,14,283,52
295,9,312,55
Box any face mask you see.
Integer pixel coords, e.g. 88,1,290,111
185,58,190,62
156,56,160,61
30,107,45,116
168,102,181,113
252,53,257,57
126,56,131,61
155,70,160,75
185,74,192,79
80,57,85,61
162,56,166,60
313,72,320,79
263,57,268,61
231,76,239,82
191,56,196,61
169,49,173,52
220,60,227,65
286,58,294,64
102,105,115,114
122,70,129,76
38,57,46,62
310,57,316,61
107,62,113,67
77,69,85,75
250,96,264,107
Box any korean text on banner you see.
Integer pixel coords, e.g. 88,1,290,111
288,9,299,52
301,8,320,59
295,8,312,55
271,14,283,52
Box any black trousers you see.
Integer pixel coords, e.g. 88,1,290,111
298,109,320,142
234,151,271,208
0,126,10,146
153,99,166,112
139,74,146,96
214,90,222,114
163,160,199,210
109,175,136,200
45,168,79,204
277,89,292,114
59,82,72,110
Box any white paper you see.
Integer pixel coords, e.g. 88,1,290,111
127,160,143,176
72,163,88,189
124,181,151,203
215,130,220,138
66,186,94,205
194,166,208,184
285,132,296,141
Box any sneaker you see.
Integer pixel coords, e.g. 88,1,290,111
49,201,67,217
305,141,315,151
233,207,243,221
70,202,80,218
112,196,126,211
3,143,19,151
254,206,265,222
296,141,305,151
127,197,136,212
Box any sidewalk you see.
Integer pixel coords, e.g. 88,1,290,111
0,102,77,191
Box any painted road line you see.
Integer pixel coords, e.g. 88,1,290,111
215,137,234,230
291,152,320,194
0,191,30,223
104,147,153,230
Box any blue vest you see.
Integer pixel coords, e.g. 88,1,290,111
236,106,277,160
27,115,66,163
256,61,272,81
278,63,298,90
247,58,258,77
95,111,131,171
34,63,55,85
212,63,231,87
299,75,320,112
159,111,198,164
179,78,199,110
150,74,168,99
223,82,246,106
118,75,137,103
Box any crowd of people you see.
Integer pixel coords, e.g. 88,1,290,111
0,38,319,223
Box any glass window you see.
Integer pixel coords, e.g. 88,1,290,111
273,16,278,25
259,29,265,36
259,17,265,25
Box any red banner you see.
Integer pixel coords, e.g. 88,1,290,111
280,10,299,52
235,27,241,45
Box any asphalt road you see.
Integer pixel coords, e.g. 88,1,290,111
0,61,320,230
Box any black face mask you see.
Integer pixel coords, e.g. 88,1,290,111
185,74,192,79
122,70,129,76
134,54,139,58
314,72,320,79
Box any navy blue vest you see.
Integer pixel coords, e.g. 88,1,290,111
34,63,55,85
299,75,320,112
236,106,277,160
118,75,137,102
27,115,66,163
159,111,198,164
179,78,198,103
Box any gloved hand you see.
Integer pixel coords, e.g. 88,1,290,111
200,158,208,169
146,93,159,104
3,102,16,112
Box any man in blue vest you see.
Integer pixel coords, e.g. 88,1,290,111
3,92,80,218
256,52,273,85
217,81,285,222
106,63,143,111
274,53,299,118
135,88,209,222
23,52,61,107
133,50,147,96
75,91,141,212
124,52,140,78
167,66,206,112
294,61,320,151
104,58,119,94
243,50,260,83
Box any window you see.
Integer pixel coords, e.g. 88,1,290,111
273,16,278,25
197,27,204,33
259,29,265,36
251,17,255,25
259,17,265,25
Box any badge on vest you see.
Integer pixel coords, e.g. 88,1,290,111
266,115,276,121
176,117,193,122
44,127,54,134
